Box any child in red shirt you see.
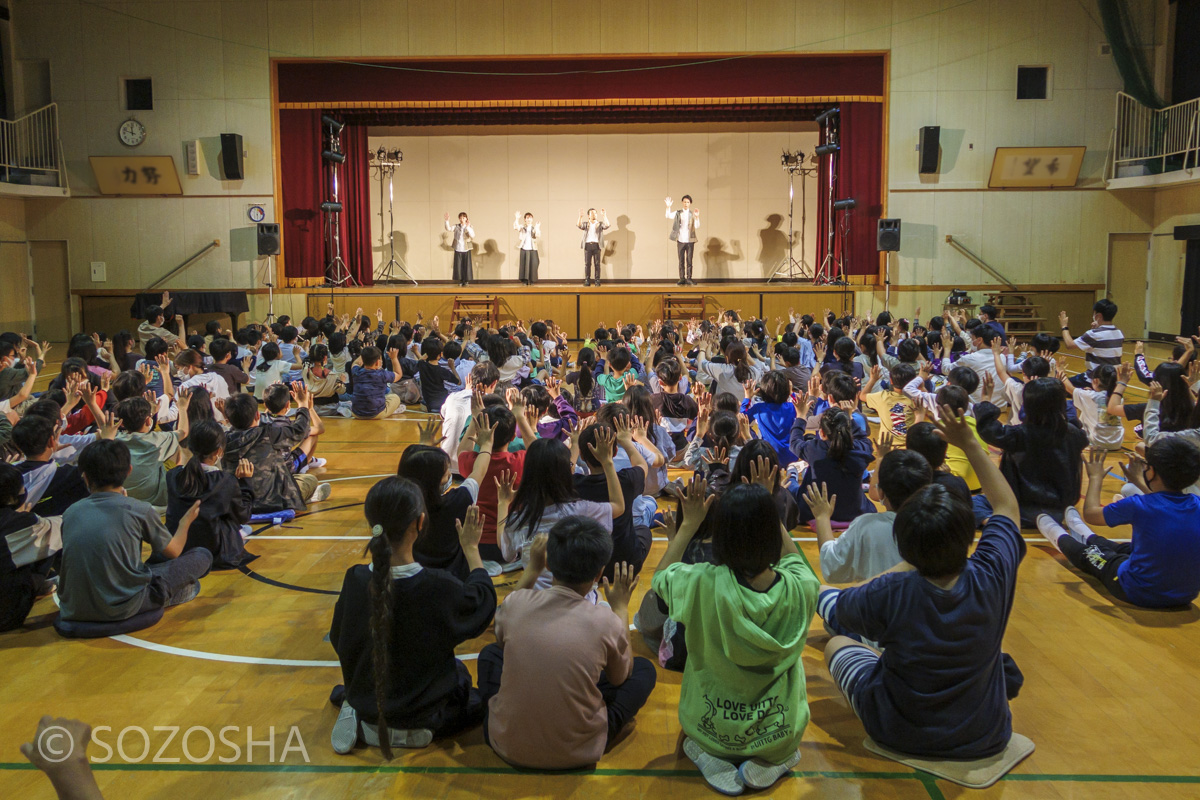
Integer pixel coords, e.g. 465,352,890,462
457,403,525,568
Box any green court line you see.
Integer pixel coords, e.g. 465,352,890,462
2,761,1199,785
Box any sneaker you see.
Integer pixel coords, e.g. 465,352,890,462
336,403,353,418
359,721,433,750
738,749,801,790
299,457,327,474
1036,514,1066,552
1062,507,1093,545
331,702,359,754
390,404,408,416
33,574,58,598
500,560,524,574
683,736,744,796
482,560,504,577
313,483,333,503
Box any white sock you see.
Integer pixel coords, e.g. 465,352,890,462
1062,508,1094,545
1036,514,1067,552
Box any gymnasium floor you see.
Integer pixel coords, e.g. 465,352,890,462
3,343,1200,799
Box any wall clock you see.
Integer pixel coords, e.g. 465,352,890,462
248,204,266,223
119,118,146,147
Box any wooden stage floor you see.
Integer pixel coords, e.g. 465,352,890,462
3,344,1199,799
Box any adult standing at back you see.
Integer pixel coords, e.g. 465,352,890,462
666,195,699,286
1060,300,1123,388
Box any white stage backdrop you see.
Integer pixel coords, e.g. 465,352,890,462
366,129,819,283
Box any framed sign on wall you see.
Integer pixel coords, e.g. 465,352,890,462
90,155,184,195
987,146,1086,188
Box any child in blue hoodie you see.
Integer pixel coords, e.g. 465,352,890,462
741,370,798,467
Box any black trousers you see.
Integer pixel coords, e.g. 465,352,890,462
676,241,695,279
584,243,601,279
1059,533,1131,602
477,643,657,754
453,251,473,283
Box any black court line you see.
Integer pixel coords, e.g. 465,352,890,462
238,502,369,595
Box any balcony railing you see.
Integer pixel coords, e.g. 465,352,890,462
0,103,68,192
1110,91,1200,182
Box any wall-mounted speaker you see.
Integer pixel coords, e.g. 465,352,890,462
220,133,244,180
877,218,901,251
257,223,280,256
918,126,940,174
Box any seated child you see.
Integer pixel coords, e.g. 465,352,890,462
741,370,798,467
401,418,497,581
654,478,818,794
904,422,971,501
414,337,461,414
935,385,983,492
59,439,212,623
809,448,931,584
498,435,625,587
522,382,578,444
792,407,876,525
820,407,1026,760
1037,440,1200,608
252,342,297,401
351,346,408,419
206,338,250,395
975,378,1088,527
623,386,673,494
575,422,650,575
301,344,347,405
0,463,62,631
860,363,919,445
165,420,255,570
597,346,635,404
650,358,699,452
12,415,92,516
222,390,331,512
328,477,496,755
115,394,191,509
457,404,525,565
478,518,656,770
1061,364,1124,450
263,383,326,472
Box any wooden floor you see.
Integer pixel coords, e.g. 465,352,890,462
3,343,1200,799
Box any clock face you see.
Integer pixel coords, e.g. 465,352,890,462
248,205,265,222
119,118,146,147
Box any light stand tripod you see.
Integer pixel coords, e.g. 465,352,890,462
321,116,357,288
256,254,277,325
370,148,416,285
768,151,816,282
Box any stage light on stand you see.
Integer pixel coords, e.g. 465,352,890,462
322,149,347,164
832,197,857,211
320,201,343,213
814,142,840,156
780,150,805,168
814,107,840,125
321,114,345,133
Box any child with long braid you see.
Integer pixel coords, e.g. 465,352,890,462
328,477,496,758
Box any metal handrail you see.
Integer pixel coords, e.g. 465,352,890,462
146,240,222,290
944,235,1017,290
0,103,67,188
1112,91,1200,178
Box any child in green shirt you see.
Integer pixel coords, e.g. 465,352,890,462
652,468,819,795
597,345,635,404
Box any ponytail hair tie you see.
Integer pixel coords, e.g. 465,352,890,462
371,524,384,538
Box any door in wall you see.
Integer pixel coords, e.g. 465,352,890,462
0,242,31,332
1106,233,1150,339
29,240,71,342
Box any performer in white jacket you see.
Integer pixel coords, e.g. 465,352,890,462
514,211,541,285
444,211,475,286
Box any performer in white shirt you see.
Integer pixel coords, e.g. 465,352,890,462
444,211,474,286
666,195,700,285
576,207,610,287
513,211,541,285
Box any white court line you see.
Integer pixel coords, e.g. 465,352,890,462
109,635,341,667
254,535,372,540
321,473,392,483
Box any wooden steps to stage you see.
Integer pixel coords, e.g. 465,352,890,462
988,291,1046,338
662,294,706,320
452,295,500,328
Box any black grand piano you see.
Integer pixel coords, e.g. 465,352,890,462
130,291,250,331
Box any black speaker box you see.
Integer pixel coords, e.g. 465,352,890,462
918,126,940,174
877,218,901,251
220,133,244,180
257,222,280,256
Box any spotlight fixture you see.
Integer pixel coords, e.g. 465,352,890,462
814,142,840,156
814,107,840,125
832,197,857,211
322,149,347,164
387,149,403,162
321,114,344,133
320,201,343,213
780,149,805,167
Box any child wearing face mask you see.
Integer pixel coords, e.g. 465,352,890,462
397,419,497,581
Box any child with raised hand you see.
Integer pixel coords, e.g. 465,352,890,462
808,443,933,584
350,345,410,419
650,358,699,452
1037,442,1200,608
458,402,524,567
974,377,1089,527
791,405,876,526
478,525,656,770
522,376,578,443
653,472,819,795
741,371,799,466
819,405,1026,760
114,391,191,510
860,362,918,446
251,341,296,401
1060,363,1124,450
597,345,636,404
401,417,496,581
328,479,496,757
165,419,255,569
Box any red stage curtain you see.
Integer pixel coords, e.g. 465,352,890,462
279,109,323,281
339,125,374,287
815,102,883,279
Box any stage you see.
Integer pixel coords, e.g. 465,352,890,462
302,280,858,339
